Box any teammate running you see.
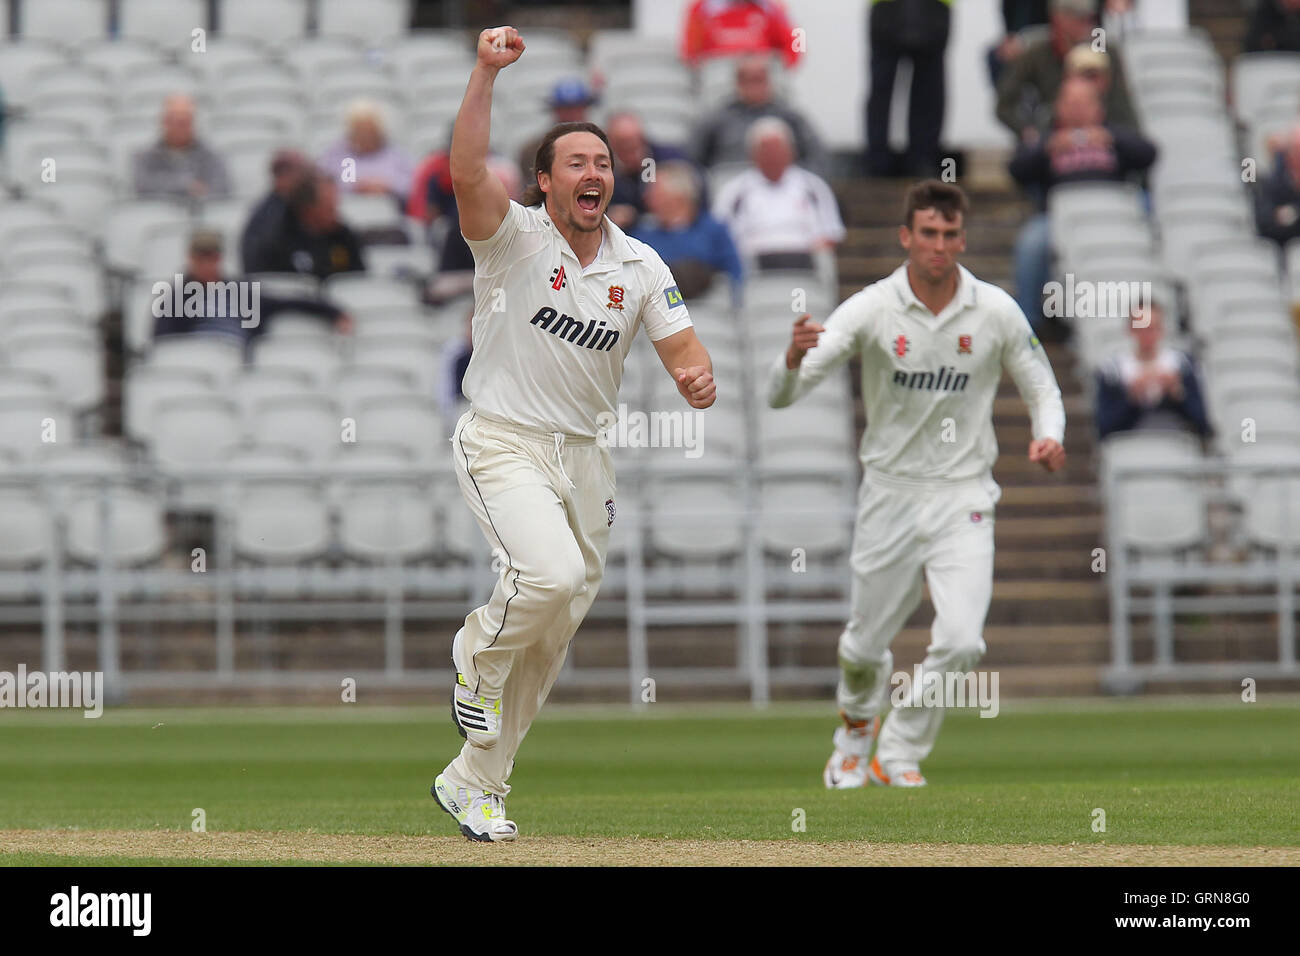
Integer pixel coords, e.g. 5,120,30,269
432,27,715,841
769,180,1066,789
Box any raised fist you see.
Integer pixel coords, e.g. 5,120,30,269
477,27,525,69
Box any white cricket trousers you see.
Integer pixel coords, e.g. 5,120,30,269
837,466,1001,768
445,409,615,796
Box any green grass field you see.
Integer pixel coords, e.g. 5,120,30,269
2,698,1297,865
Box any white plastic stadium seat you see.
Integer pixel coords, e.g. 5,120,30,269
224,366,315,428
0,369,57,401
1232,53,1300,127
150,395,242,471
337,477,437,561
250,394,344,463
65,486,167,566
759,477,854,557
229,478,330,563
20,0,108,45
325,441,415,508
330,365,420,418
38,170,118,234
219,0,308,43
316,0,410,45
251,338,342,389
1101,431,1208,552
148,334,246,379
124,364,218,440
10,257,107,320
118,0,207,47
80,37,166,82
0,485,54,567
336,193,408,234
352,394,445,466
0,42,66,109
0,396,73,462
650,476,746,560
350,336,442,395
4,330,105,410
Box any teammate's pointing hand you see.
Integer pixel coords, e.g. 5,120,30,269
786,313,825,369
675,366,716,409
477,26,525,69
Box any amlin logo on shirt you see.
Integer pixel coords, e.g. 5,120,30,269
0,665,104,718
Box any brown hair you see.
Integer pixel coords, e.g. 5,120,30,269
902,179,969,230
520,121,613,208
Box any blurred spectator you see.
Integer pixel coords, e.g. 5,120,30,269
428,156,523,303
1008,78,1157,331
1095,299,1210,441
996,0,1139,144
988,1,1050,89
153,229,352,349
408,128,457,225
1255,125,1300,247
607,111,691,231
865,0,952,178
692,56,827,174
242,170,365,278
1061,45,1121,106
712,117,844,270
680,0,802,68
632,160,743,300
240,149,310,273
133,94,231,201
1100,0,1138,42
318,99,414,206
1245,0,1300,53
439,309,474,425
519,79,597,182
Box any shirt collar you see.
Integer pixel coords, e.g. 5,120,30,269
889,262,977,316
533,203,644,265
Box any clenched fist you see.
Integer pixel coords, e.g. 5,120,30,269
477,26,525,70
675,366,716,409
1028,438,1066,473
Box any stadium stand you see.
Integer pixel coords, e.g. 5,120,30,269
0,0,1295,703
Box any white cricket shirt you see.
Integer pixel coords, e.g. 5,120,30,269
462,200,693,437
712,165,845,258
768,263,1066,481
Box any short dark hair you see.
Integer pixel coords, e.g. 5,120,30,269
903,179,969,230
520,122,613,208
288,169,326,213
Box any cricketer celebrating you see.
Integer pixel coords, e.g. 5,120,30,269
433,26,715,841
769,181,1066,789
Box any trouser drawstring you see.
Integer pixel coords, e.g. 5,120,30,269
552,432,576,490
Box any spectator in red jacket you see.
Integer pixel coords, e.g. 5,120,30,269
681,0,801,68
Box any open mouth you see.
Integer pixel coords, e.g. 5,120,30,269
577,188,601,212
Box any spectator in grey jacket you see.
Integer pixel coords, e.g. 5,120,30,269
133,94,231,202
692,55,828,175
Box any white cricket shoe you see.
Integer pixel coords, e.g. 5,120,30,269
451,674,502,745
868,755,928,788
432,773,518,842
823,711,880,789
